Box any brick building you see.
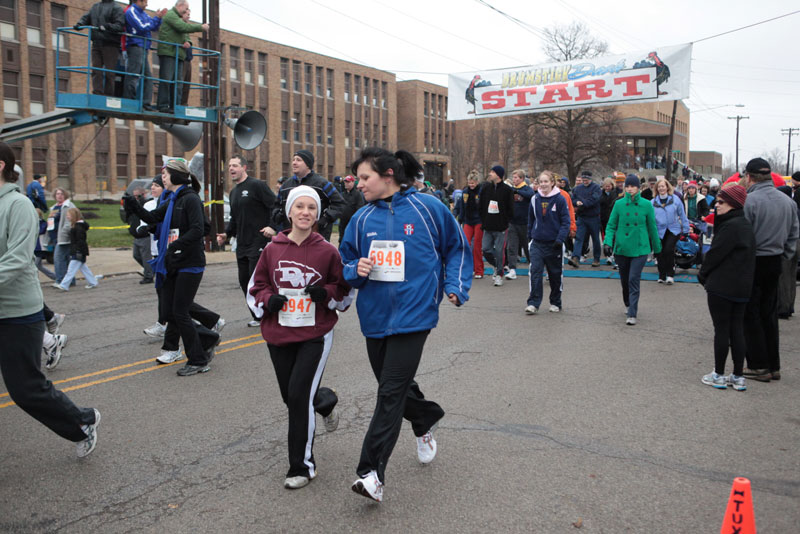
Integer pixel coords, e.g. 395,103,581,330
688,150,723,177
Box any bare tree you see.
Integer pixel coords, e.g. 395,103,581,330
517,22,624,185
764,147,786,175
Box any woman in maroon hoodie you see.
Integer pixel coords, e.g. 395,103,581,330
247,185,352,490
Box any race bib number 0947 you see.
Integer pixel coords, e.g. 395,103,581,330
368,240,405,282
278,288,315,327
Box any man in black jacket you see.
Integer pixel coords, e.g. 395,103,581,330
75,0,125,96
479,165,514,286
216,155,277,327
266,149,345,242
338,175,364,245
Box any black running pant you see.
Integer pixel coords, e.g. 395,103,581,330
0,321,95,442
707,293,746,376
357,330,444,483
237,250,261,319
160,272,215,365
744,255,782,372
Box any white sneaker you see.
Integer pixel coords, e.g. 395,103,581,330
247,320,260,327
626,317,637,326
46,313,65,335
156,349,183,364
85,283,97,289
323,407,339,433
76,409,101,458
143,322,167,338
504,269,517,280
44,334,68,370
492,275,503,286
351,470,383,502
548,305,560,313
665,276,674,285
416,430,437,464
284,474,314,489
52,283,68,291
213,317,226,334
525,305,538,315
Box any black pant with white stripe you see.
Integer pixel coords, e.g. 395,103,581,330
267,331,336,478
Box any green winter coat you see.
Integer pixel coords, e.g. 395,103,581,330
603,191,662,257
156,7,203,61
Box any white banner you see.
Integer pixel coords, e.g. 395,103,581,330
448,43,691,120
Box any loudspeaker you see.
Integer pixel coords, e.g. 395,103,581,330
224,110,266,150
161,122,203,153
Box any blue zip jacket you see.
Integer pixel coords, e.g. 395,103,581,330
511,183,534,225
527,188,571,243
125,4,162,49
652,194,690,238
340,187,472,338
571,181,602,218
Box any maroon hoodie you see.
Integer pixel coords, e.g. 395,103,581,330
247,230,352,346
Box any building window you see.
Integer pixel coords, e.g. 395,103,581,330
282,161,289,178
0,0,16,41
229,46,239,80
51,3,67,48
95,151,108,182
136,154,147,176
305,113,312,143
304,63,312,94
29,74,44,115
26,0,42,44
315,66,323,97
382,125,387,144
424,92,428,116
355,121,360,148
381,82,387,108
438,95,443,117
372,79,378,107
327,117,333,145
293,112,300,141
3,71,19,115
345,120,351,148
32,145,47,175
326,69,333,98
116,153,129,181
243,49,253,84
316,116,322,144
363,77,368,105
344,73,350,102
258,52,267,86
354,75,360,104
292,60,300,92
281,111,288,141
280,57,288,89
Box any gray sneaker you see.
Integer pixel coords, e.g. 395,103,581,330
176,364,210,376
76,409,101,458
156,349,183,364
323,407,340,433
213,317,226,334
143,322,167,338
44,334,68,370
702,371,727,389
46,313,65,335
727,374,747,391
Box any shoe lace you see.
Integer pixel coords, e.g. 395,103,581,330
420,432,433,449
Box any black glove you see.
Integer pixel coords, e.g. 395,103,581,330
73,24,81,31
603,244,613,257
122,194,136,216
304,285,327,304
266,294,288,314
553,241,563,254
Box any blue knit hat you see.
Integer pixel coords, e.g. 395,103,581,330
491,165,505,179
625,174,640,188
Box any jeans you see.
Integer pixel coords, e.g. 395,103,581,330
156,55,183,111
656,230,679,279
91,44,120,96
573,216,602,261
462,223,484,276
54,244,73,285
481,229,506,272
527,240,563,308
0,321,95,442
59,260,98,289
506,223,528,268
617,254,648,317
744,255,782,371
123,45,153,103
35,256,56,280
707,293,746,376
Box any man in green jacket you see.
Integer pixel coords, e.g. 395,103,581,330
156,0,208,113
603,174,661,325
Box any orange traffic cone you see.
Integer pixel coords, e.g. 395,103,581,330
720,477,756,534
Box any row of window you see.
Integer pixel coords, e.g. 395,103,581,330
423,91,447,119
0,0,67,46
343,72,387,108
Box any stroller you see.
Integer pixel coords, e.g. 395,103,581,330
675,223,703,269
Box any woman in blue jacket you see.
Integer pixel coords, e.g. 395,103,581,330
652,179,690,284
340,147,472,503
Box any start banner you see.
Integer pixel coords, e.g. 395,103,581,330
448,43,691,120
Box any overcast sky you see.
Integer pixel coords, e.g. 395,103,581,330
184,0,800,173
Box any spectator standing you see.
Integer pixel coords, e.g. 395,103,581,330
682,181,709,222
26,174,48,212
454,170,484,279
127,185,154,284
741,158,799,382
0,141,101,458
568,170,603,268
49,188,75,286
75,0,126,96
123,0,167,108
479,165,514,286
640,176,657,201
506,169,533,279
337,175,365,245
603,174,662,325
697,185,755,391
778,171,800,318
155,0,208,113
652,178,689,285
599,177,616,238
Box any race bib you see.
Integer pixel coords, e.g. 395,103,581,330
368,240,405,282
47,217,55,231
488,200,499,214
278,288,315,327
168,228,180,244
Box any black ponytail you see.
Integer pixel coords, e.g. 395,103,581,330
350,146,422,190
0,141,18,183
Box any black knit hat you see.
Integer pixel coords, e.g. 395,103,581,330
491,165,505,179
580,170,592,178
745,157,770,174
625,174,640,188
293,149,315,171
152,175,164,188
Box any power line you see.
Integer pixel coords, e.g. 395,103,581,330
693,58,800,73
693,9,800,43
472,0,547,40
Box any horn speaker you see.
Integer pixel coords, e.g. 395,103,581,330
224,110,267,150
161,122,203,153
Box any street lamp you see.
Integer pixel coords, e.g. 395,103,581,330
692,103,744,113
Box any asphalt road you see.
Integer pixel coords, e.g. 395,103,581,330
1,263,798,533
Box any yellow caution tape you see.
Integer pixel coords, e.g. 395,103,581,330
204,200,225,206
93,225,129,230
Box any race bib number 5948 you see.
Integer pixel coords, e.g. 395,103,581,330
368,240,405,282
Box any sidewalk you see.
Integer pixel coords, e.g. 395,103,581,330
38,247,237,282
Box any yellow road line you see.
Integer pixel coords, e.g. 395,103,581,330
0,336,265,409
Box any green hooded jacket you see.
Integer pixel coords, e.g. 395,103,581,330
156,7,204,61
0,182,44,319
603,190,662,257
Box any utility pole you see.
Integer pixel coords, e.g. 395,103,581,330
728,115,749,173
665,100,677,182
782,128,799,176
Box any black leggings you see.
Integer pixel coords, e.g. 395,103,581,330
357,330,444,483
656,230,679,279
161,272,213,365
707,293,746,376
237,251,261,319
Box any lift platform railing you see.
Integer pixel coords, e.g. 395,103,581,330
55,26,220,123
